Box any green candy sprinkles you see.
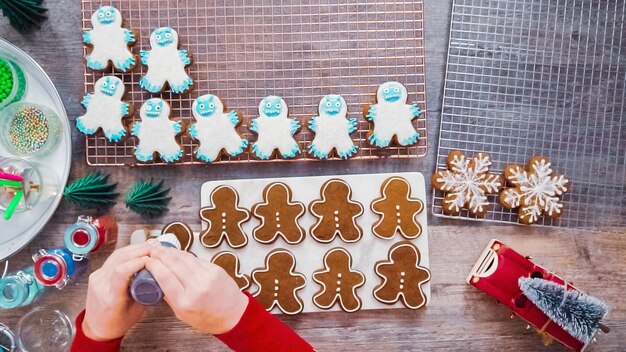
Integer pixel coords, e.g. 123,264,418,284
0,60,15,103
8,106,50,154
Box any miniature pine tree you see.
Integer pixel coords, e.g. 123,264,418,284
125,179,171,218
519,277,608,344
0,0,48,33
63,173,118,209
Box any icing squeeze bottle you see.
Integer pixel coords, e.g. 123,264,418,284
130,233,181,305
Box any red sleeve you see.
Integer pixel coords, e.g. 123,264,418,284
70,310,123,352
216,292,315,352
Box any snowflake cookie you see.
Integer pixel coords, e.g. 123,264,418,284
308,95,357,159
77,76,133,142
365,81,421,147
250,96,301,159
131,98,184,163
431,150,503,216
188,94,248,162
499,156,570,224
83,6,137,72
140,27,193,94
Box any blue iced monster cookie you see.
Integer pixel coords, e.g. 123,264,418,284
140,27,193,94
131,98,183,163
250,96,301,160
83,6,137,72
308,94,357,159
188,94,248,162
365,81,421,147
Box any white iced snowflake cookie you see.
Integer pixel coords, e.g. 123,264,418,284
500,156,570,224
131,98,183,163
308,95,357,159
250,96,300,159
366,81,421,147
140,27,193,94
188,94,248,162
431,151,503,217
83,6,137,72
77,76,133,142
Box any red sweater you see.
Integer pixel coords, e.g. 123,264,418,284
71,293,314,352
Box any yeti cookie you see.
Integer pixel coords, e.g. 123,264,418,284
308,95,357,159
131,98,183,163
250,96,300,159
371,177,424,239
83,6,137,72
77,76,132,142
309,179,364,243
140,27,193,94
188,94,248,162
312,248,365,312
365,81,421,147
374,241,431,309
199,185,250,248
251,182,306,245
211,251,251,291
252,249,306,315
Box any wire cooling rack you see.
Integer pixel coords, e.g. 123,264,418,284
80,0,427,166
434,0,626,232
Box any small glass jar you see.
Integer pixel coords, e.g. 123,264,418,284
0,323,16,352
0,58,27,111
0,102,61,158
64,215,118,256
0,267,44,309
32,248,88,289
17,306,73,352
0,157,42,215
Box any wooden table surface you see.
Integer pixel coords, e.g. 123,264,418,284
1,1,624,351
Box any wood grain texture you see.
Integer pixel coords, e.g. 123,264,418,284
0,0,624,351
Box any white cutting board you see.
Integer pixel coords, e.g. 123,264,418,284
131,172,429,313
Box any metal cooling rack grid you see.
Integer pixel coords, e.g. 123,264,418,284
434,0,626,232
81,0,428,166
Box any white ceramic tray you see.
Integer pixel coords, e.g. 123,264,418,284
0,38,71,260
131,172,429,313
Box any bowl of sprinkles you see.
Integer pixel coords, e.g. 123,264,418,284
0,58,27,111
0,102,62,158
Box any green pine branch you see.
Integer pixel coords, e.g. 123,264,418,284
63,173,118,209
125,179,171,218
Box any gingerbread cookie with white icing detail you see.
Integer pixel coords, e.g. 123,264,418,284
312,248,365,312
251,182,306,245
160,221,194,252
309,179,364,243
371,176,424,240
199,186,250,249
374,241,430,309
211,251,251,291
83,6,137,72
252,249,306,315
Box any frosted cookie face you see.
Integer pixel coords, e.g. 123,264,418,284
131,98,183,163
93,6,120,25
252,249,306,315
261,96,284,117
77,76,132,143
321,95,344,116
308,94,357,159
312,248,365,312
378,82,407,103
140,27,193,94
153,27,177,47
250,96,300,159
84,6,136,72
194,94,219,117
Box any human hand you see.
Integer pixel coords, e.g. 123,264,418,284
82,242,151,341
146,245,249,334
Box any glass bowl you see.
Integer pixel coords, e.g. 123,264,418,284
0,102,62,158
0,58,27,111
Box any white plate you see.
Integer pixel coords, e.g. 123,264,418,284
0,38,71,260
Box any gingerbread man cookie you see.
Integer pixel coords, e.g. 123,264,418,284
211,251,251,291
252,249,306,315
251,182,306,245
374,241,431,309
309,179,364,243
371,177,424,240
161,221,194,252
199,186,250,249
312,248,365,312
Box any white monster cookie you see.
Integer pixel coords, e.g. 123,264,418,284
131,98,184,163
250,96,301,160
83,6,137,72
188,94,248,162
366,82,421,147
77,76,133,142
308,95,357,159
140,27,193,94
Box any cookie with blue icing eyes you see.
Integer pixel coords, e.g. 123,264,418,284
130,98,184,163
250,96,301,160
77,76,133,143
140,27,193,94
365,81,422,148
308,94,357,159
83,6,137,72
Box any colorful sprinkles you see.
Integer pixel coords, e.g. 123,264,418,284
8,106,50,154
0,60,15,104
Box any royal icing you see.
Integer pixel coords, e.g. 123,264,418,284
308,95,357,159
199,185,250,248
432,151,503,216
309,179,364,243
83,6,136,72
131,98,183,163
161,221,194,252
188,94,248,162
252,182,306,245
371,176,424,239
366,81,421,147
140,27,193,93
77,76,131,142
211,251,251,291
312,247,365,312
250,96,300,159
